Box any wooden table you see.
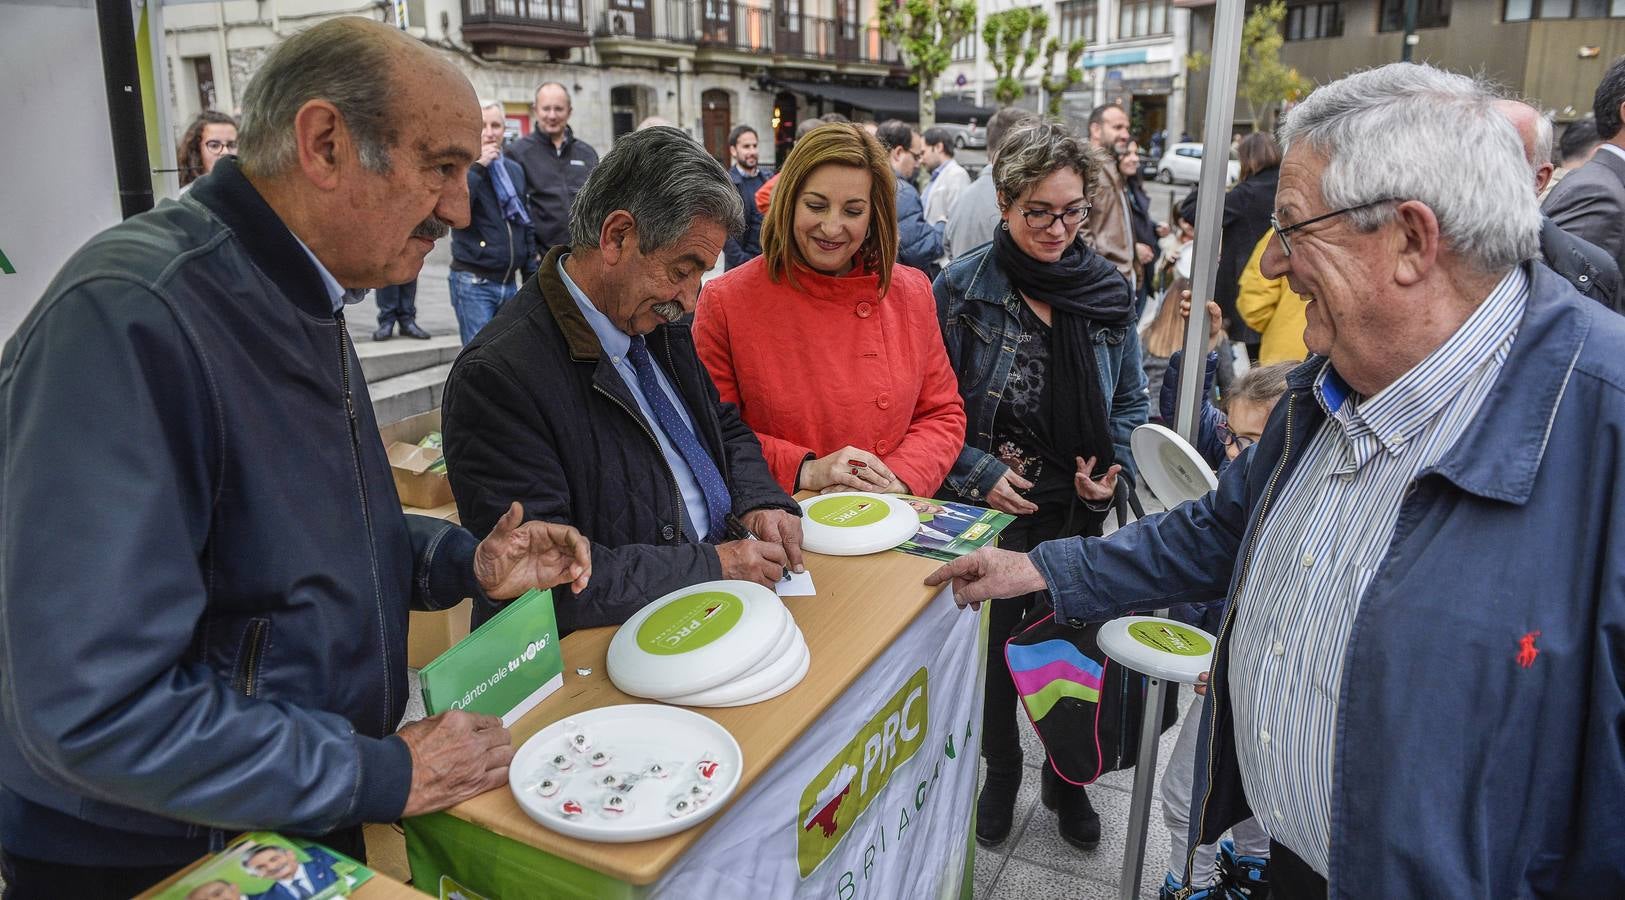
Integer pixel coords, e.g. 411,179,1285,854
403,542,985,898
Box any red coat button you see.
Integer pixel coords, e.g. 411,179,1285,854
877,393,891,409
856,301,873,318
876,440,891,454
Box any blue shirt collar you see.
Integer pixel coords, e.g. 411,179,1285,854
289,234,368,314
557,254,632,359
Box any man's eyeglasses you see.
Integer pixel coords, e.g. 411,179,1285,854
1021,206,1090,230
203,139,238,154
1217,421,1256,453
1269,198,1398,257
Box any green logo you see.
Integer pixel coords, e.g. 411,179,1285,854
636,591,743,656
0,246,14,276
797,667,928,877
1127,621,1212,657
807,496,889,528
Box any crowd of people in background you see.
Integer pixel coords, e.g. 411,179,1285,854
56,40,1621,899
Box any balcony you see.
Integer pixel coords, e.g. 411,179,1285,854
461,0,590,55
691,2,898,70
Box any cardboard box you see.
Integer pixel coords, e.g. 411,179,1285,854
386,441,453,509
382,410,472,668
380,409,454,510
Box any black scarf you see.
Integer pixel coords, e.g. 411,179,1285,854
993,225,1136,475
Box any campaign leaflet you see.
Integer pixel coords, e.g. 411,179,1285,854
145,832,373,900
893,496,1015,562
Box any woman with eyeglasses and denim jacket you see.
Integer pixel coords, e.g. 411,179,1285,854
930,119,1149,852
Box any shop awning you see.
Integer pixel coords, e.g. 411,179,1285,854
771,79,996,124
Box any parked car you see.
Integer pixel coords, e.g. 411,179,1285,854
1155,142,1240,185
933,121,987,149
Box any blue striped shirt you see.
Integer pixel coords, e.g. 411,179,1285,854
1227,266,1528,876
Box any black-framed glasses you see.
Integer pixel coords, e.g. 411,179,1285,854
1021,206,1090,230
1216,421,1256,452
1270,198,1399,257
203,139,238,154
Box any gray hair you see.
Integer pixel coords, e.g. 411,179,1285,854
1532,107,1554,167
480,99,503,113
568,126,744,251
1278,63,1540,273
992,120,1108,208
237,18,399,177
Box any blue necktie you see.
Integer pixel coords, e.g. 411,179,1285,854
625,335,731,542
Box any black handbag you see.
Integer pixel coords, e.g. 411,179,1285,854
1002,482,1178,785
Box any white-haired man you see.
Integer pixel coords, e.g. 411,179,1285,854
929,63,1625,896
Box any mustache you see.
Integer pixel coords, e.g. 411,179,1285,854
411,216,451,241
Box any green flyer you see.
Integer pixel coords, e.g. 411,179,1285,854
420,588,564,726
148,832,372,899
893,496,1015,562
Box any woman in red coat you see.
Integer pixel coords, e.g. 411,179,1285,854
694,123,966,497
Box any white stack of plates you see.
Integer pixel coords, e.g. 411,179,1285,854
1097,615,1215,684
798,492,920,556
607,580,809,708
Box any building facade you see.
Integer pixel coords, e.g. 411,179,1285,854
941,0,1194,147
1180,0,1625,137
160,0,914,168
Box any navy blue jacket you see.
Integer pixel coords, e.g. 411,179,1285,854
723,166,768,270
896,177,945,278
1031,262,1625,895
932,243,1148,504
0,159,485,865
450,157,537,284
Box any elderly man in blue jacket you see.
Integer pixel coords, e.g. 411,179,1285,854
0,18,590,897
929,63,1625,897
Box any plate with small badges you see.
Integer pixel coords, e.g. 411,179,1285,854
510,704,743,842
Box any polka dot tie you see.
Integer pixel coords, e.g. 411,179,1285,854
626,334,732,542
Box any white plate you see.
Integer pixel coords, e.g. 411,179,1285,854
607,581,788,700
798,492,920,556
510,704,743,843
1097,615,1215,684
1131,423,1218,507
663,627,808,707
705,644,811,707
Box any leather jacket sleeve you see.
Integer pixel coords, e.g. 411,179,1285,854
0,281,410,834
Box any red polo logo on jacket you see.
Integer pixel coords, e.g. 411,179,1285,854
1516,631,1541,669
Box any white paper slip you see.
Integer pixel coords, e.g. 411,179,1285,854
776,570,816,597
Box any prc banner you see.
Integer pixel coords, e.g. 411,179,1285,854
404,587,985,899
649,587,982,899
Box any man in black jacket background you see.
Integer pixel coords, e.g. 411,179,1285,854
442,127,805,633
0,19,589,896
508,82,598,255
1497,98,1623,313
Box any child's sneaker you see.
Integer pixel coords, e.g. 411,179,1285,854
1159,872,1227,900
1217,838,1270,899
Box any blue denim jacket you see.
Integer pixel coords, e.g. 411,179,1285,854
931,242,1149,503
1031,262,1625,896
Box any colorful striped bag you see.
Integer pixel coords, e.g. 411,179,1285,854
1005,611,1179,785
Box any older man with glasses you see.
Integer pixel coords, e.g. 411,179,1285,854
928,63,1625,897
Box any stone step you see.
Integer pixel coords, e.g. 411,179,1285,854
369,362,454,427
355,334,463,383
